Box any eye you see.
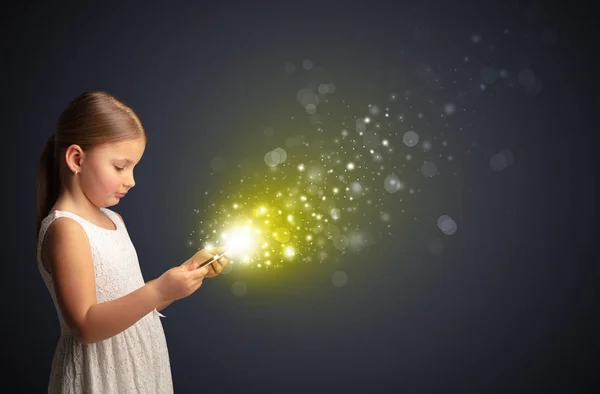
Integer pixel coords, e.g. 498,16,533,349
114,165,125,172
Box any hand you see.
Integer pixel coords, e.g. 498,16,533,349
203,246,230,278
185,247,230,278
154,258,210,302
189,246,229,278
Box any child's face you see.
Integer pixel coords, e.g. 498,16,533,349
80,136,146,208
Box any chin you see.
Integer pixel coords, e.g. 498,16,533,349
103,199,119,207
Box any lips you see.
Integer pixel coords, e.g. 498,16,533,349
116,192,127,198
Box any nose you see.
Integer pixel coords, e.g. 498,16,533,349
125,173,135,188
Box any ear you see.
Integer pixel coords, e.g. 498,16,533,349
64,144,84,174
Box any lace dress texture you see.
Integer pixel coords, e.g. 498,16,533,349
36,208,173,393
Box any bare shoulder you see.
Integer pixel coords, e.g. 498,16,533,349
42,217,97,341
43,217,90,265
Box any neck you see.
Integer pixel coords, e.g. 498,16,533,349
53,181,102,217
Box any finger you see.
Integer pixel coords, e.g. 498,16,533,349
191,266,209,279
181,258,197,269
209,259,221,273
186,255,207,270
188,260,200,270
207,264,219,276
210,260,225,276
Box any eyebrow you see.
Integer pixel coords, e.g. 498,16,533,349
114,158,134,164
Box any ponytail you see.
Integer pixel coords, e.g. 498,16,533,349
34,91,147,250
36,134,60,243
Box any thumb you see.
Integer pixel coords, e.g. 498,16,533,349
182,258,200,270
190,259,201,270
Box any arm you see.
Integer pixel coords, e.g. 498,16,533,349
146,279,174,312
157,300,173,312
43,218,167,345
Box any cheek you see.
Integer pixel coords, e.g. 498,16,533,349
105,173,123,191
88,167,121,192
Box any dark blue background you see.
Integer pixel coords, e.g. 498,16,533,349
2,1,598,392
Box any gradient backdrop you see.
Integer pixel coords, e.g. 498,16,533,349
2,1,598,392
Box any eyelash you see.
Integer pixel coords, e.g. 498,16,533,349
114,166,125,172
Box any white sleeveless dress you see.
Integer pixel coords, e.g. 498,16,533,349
36,208,173,393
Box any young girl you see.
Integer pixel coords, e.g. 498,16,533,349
36,91,228,393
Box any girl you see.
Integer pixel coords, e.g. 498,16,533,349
36,91,228,393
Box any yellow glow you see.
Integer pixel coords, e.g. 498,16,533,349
218,226,257,258
285,246,295,257
199,132,379,268
273,227,291,243
195,82,403,275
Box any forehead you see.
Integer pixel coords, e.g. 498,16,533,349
91,137,146,160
